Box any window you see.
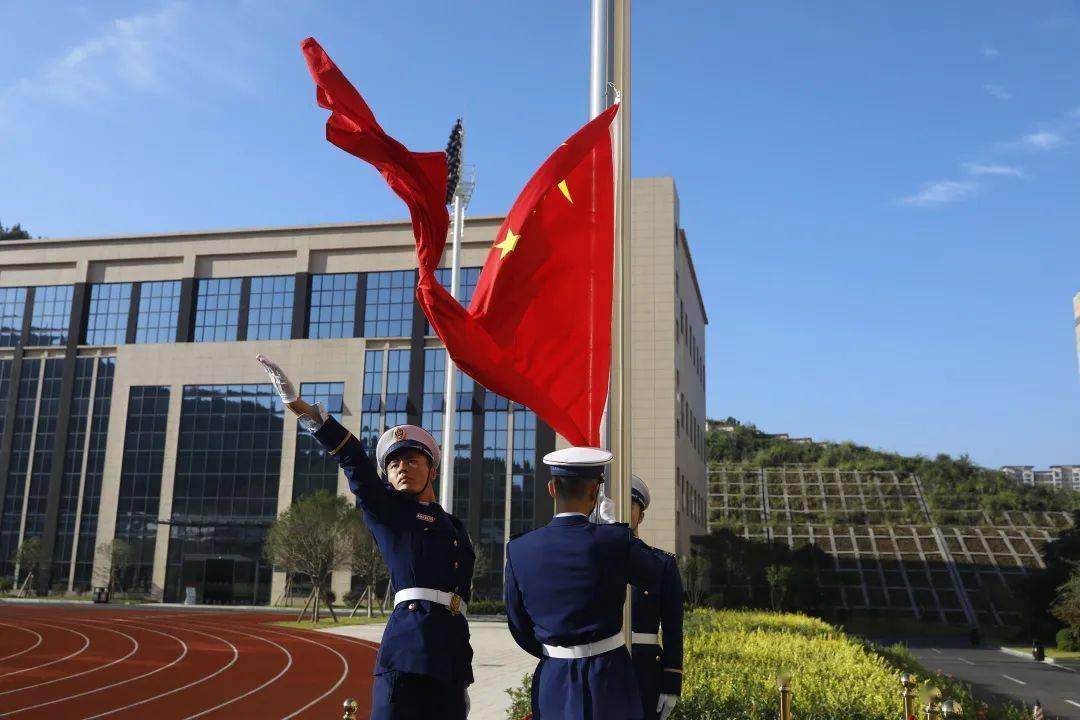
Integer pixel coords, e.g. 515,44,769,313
23,359,64,539
247,275,294,341
364,270,414,337
510,406,537,536
309,273,358,339
73,357,114,587
194,278,242,342
166,383,283,603
384,349,411,428
0,288,26,347
28,285,73,346
293,382,344,499
360,350,384,452
115,386,171,593
428,267,481,335
422,349,447,445
85,283,132,345
53,358,95,584
479,398,509,594
135,280,181,344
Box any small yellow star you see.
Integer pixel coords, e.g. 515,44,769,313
495,229,520,259
558,180,573,204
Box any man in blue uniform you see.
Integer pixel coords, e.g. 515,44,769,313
629,475,683,720
258,355,475,720
504,447,666,720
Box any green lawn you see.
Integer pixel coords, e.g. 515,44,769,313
271,615,387,630
1007,646,1080,660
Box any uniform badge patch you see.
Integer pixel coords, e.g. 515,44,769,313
416,513,435,523
393,427,407,440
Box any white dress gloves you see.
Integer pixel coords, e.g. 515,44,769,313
657,693,678,720
256,354,327,432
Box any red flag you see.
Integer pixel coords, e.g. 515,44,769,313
301,38,449,272
419,107,617,447
301,37,617,447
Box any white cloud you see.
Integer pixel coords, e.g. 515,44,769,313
4,2,186,106
981,45,1000,57
961,163,1024,178
1020,131,1065,150
983,84,1012,101
899,180,979,208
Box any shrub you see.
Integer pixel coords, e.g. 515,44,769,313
1057,627,1079,652
504,673,531,720
0,576,13,592
469,599,506,616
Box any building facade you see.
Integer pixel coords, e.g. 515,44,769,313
1001,465,1080,493
0,177,706,603
1074,292,1080,377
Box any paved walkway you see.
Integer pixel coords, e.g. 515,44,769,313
321,617,536,720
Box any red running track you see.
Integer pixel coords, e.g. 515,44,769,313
0,603,378,719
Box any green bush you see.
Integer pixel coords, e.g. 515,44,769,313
505,673,531,720
1057,627,1079,652
672,609,1027,720
469,599,506,616
0,576,13,592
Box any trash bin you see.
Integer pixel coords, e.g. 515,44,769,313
92,587,110,604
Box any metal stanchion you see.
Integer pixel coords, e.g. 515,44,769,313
941,700,963,718
777,672,793,720
901,672,918,720
342,698,358,720
923,687,942,720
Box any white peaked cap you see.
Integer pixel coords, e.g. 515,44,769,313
631,474,651,509
543,447,613,479
376,424,441,471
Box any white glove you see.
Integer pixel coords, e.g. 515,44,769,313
597,494,617,524
256,354,297,404
657,693,678,720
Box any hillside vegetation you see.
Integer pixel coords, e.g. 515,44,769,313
708,420,1080,515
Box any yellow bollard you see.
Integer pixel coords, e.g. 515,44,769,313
777,672,793,720
923,687,942,720
342,698,358,720
900,672,918,720
941,700,962,718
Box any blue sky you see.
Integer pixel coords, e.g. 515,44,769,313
2,2,1078,468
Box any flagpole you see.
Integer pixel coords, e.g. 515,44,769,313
591,0,632,647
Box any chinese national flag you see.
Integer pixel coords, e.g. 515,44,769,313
419,107,618,447
301,37,616,447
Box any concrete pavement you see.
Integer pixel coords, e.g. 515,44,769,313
321,617,536,720
894,637,1080,720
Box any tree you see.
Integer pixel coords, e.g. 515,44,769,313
12,538,44,595
265,490,359,623
348,520,388,618
93,539,135,596
0,222,30,241
1051,567,1080,646
678,554,710,608
765,564,793,610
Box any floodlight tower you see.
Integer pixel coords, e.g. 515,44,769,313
439,118,476,512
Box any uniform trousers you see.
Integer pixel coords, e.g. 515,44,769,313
371,671,467,720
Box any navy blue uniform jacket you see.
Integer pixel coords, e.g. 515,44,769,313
631,544,684,718
504,514,666,720
314,417,475,687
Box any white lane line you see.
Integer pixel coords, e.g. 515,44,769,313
270,629,350,720
179,624,293,720
999,674,1026,686
0,625,43,664
0,624,188,718
79,620,239,720
954,658,976,665
0,623,138,696
931,648,942,654
1066,700,1080,709
0,623,90,680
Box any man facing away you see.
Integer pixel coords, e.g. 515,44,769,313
503,447,667,720
258,355,475,719
629,475,683,720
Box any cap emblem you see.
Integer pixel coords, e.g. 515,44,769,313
393,427,407,440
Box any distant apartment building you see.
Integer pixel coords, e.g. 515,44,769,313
1001,465,1080,493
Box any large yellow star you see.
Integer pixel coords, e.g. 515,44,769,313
495,229,520,259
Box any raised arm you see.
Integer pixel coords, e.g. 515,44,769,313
504,549,543,659
257,355,388,511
